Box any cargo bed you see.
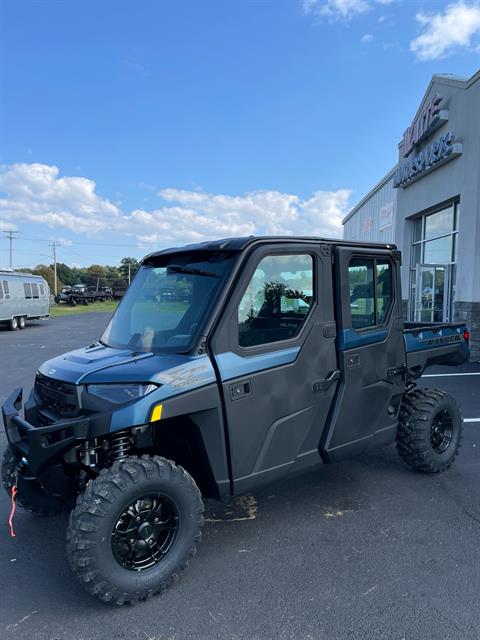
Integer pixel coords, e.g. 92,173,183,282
404,322,470,379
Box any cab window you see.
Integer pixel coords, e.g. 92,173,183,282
348,257,393,329
238,254,314,348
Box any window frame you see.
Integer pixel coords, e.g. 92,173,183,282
408,200,459,322
2,280,10,299
347,254,395,332
232,248,319,355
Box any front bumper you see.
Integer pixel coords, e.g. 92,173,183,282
2,387,90,475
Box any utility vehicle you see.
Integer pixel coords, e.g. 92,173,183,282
2,237,470,604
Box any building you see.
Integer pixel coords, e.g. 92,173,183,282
343,69,480,360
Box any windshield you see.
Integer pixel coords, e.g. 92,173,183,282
101,251,234,353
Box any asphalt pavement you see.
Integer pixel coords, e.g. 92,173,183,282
0,314,480,640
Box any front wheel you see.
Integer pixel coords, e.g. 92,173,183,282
396,388,463,473
9,317,18,330
66,455,204,605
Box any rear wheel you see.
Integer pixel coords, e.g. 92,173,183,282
66,455,204,605
18,316,26,330
9,317,18,330
1,447,67,516
396,388,463,473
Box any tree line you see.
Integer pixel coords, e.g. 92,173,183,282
18,257,140,293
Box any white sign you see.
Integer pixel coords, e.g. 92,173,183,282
379,202,394,230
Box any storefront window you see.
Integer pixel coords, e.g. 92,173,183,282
423,236,453,263
424,207,454,239
408,202,459,323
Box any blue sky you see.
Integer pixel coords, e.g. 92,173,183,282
0,0,479,268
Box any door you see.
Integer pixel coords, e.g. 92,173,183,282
210,243,340,494
415,264,451,323
320,247,406,462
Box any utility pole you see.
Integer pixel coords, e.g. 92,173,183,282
3,230,19,269
51,240,58,297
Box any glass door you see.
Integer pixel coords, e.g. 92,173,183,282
414,264,451,323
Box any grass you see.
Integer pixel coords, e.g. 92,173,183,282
49,300,118,317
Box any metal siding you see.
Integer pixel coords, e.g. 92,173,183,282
343,174,397,245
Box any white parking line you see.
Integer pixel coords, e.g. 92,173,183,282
423,372,480,378
464,418,480,423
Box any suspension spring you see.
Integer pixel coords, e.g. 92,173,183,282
111,431,131,461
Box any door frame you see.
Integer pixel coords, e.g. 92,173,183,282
208,241,340,493
414,263,452,323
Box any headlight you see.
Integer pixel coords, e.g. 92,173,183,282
86,383,158,404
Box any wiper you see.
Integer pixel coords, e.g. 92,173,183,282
167,265,219,278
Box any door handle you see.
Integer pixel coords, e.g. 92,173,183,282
313,369,341,393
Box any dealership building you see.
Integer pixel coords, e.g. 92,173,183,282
343,69,480,360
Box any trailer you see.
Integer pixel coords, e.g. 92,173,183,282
0,271,50,330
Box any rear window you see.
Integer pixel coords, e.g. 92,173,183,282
31,283,39,298
348,257,393,329
24,283,32,299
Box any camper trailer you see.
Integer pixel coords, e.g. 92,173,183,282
0,271,50,330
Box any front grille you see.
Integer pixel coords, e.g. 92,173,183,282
35,373,80,418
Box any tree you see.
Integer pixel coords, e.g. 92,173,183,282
33,264,63,293
54,262,76,286
119,257,140,283
85,265,107,289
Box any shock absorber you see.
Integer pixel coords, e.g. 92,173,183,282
111,431,131,461
82,438,102,468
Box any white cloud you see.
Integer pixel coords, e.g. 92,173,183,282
0,163,352,248
361,33,374,42
411,1,480,60
303,0,392,21
304,0,370,20
0,163,120,232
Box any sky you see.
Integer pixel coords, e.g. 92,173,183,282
0,0,479,269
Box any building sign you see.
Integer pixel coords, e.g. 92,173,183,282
393,131,462,189
401,94,449,158
379,201,394,230
362,217,373,233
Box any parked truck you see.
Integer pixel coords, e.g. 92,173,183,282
0,271,49,330
2,237,470,604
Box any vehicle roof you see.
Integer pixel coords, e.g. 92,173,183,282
0,271,45,279
142,236,397,261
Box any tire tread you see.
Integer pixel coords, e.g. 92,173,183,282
66,455,204,605
396,388,463,473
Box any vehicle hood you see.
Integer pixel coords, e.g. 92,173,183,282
37,343,214,388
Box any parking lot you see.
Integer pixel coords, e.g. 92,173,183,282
1,313,480,640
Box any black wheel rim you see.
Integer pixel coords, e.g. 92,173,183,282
111,494,179,572
430,409,454,454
